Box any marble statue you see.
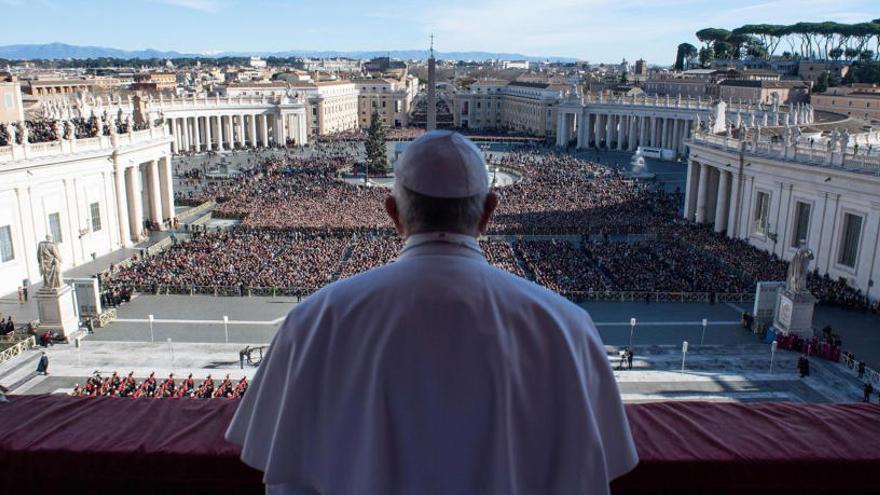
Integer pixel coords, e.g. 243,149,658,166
65,120,76,140
19,122,29,144
37,235,63,289
841,129,850,151
53,120,63,141
786,243,814,293
4,122,16,144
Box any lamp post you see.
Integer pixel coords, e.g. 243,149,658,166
223,315,229,344
148,314,154,343
681,341,689,373
629,317,637,348
770,340,778,374
701,318,708,345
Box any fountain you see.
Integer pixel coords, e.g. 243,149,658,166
625,148,655,180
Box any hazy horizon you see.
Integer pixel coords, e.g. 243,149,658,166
0,0,877,64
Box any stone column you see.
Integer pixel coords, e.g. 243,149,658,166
169,120,178,154
683,160,699,220
193,117,201,152
125,166,144,241
594,113,602,148
205,116,213,151
249,114,257,148
640,116,648,148
182,118,191,152
714,170,731,232
238,115,246,147
727,173,741,238
650,117,657,147
556,114,566,147
147,160,163,225
661,118,669,149
616,116,625,150
216,116,225,151
695,163,710,223
261,115,270,146
672,119,681,157
159,156,175,221
226,115,235,149
605,114,613,149
114,163,132,247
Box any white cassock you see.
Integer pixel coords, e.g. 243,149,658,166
227,232,638,495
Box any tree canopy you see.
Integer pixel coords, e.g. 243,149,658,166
679,19,880,66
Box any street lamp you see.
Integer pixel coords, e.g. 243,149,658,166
700,318,708,345
629,317,637,348
681,341,689,373
148,314,154,343
223,315,229,344
770,340,778,374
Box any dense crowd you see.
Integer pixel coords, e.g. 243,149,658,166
112,143,880,312
70,371,248,399
0,116,151,146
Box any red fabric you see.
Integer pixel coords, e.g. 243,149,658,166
0,395,261,495
613,401,880,495
0,396,878,494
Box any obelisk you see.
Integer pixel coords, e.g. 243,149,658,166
427,34,437,131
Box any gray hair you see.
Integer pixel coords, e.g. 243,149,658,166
394,186,486,233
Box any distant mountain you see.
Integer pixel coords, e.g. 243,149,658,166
0,43,195,60
0,43,577,63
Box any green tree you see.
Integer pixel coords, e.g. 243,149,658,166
698,46,714,67
674,43,698,70
364,110,388,175
829,47,844,60
814,72,829,93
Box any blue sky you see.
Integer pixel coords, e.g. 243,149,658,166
0,0,876,63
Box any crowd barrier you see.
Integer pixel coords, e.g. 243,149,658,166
842,353,880,388
563,291,755,304
119,284,754,304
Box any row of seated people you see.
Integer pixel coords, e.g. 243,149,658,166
70,371,248,399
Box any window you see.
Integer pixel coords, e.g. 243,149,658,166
90,202,102,232
0,225,14,262
753,191,770,234
4,94,12,108
837,213,863,268
791,202,811,248
48,212,63,243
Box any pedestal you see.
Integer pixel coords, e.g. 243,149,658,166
773,288,816,339
36,285,80,339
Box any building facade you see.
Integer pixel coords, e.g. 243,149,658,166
0,79,24,123
0,123,174,296
290,80,360,136
353,77,418,128
453,80,569,137
812,91,880,123
685,128,880,300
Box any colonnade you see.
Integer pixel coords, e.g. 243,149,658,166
558,110,695,158
683,160,740,236
113,156,175,246
167,113,280,154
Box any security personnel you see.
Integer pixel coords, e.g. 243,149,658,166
227,131,637,495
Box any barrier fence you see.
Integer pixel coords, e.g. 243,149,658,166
114,283,754,304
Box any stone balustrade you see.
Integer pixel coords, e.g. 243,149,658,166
690,131,880,174
0,122,170,164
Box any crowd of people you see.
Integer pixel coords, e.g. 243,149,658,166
106,141,880,312
0,116,152,146
70,371,248,399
